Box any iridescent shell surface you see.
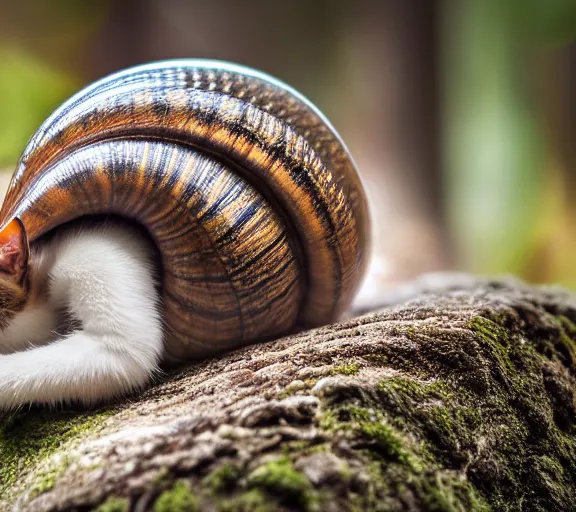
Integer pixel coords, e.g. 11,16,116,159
1,60,370,358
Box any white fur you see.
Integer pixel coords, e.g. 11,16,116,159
0,224,164,409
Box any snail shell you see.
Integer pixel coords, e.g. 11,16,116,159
0,60,369,359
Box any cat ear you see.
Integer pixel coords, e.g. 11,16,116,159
0,218,29,281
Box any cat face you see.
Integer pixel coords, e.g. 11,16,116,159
0,218,29,329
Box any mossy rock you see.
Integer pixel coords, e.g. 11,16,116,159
1,276,575,511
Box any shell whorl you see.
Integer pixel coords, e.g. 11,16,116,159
1,60,369,358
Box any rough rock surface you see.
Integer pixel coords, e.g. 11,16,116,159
1,276,575,511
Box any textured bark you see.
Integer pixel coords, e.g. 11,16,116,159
1,275,575,511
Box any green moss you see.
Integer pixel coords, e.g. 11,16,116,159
247,457,319,511
326,403,416,466
469,316,515,377
317,398,489,510
418,473,491,512
153,481,199,512
312,308,567,510
330,362,359,376
281,441,329,457
93,496,129,512
377,376,479,443
203,464,240,494
0,408,115,498
311,308,572,509
553,315,576,368
468,316,509,343
377,376,448,402
359,420,412,464
218,489,273,512
29,463,67,498
277,378,316,399
362,353,389,366
304,378,318,389
405,326,418,340
360,311,576,509
281,440,309,454
32,471,58,496
365,458,488,511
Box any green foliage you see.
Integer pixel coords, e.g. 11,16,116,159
502,0,576,45
443,0,546,276
0,47,77,166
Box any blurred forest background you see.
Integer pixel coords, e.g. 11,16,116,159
0,0,575,302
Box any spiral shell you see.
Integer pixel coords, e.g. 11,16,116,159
0,60,369,359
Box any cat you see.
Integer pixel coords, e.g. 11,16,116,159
0,218,164,409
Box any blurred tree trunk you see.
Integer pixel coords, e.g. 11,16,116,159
341,0,450,307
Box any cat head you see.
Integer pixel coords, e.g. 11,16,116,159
0,218,29,329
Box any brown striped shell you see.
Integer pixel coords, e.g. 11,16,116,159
0,60,369,359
